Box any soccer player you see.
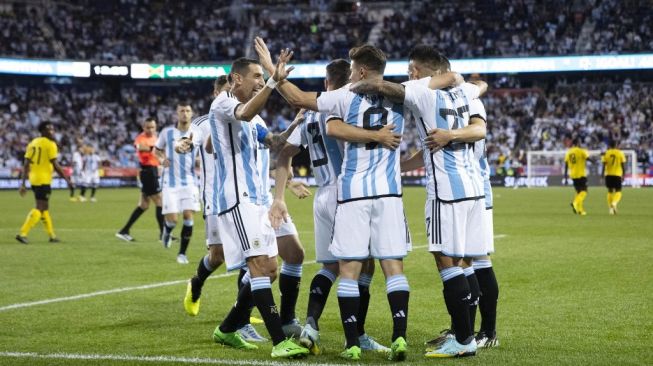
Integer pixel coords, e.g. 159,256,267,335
16,121,73,244
265,57,391,355
564,138,590,215
265,41,412,361
155,102,200,264
116,117,165,242
602,140,626,214
80,145,101,202
202,52,309,358
69,145,84,201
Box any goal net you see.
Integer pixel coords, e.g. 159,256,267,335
525,150,640,188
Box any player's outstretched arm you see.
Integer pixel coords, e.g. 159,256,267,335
264,109,306,151
425,116,486,152
401,150,425,172
428,72,464,90
269,143,301,229
468,80,488,96
326,118,401,150
349,80,405,104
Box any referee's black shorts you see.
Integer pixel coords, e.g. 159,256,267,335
605,175,622,191
139,166,161,196
32,185,52,201
572,177,588,192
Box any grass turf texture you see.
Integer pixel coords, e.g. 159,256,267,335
0,187,651,365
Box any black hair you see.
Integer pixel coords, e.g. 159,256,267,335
326,59,350,89
349,45,386,74
409,45,450,73
38,121,53,134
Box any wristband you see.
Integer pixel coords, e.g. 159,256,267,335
265,77,278,89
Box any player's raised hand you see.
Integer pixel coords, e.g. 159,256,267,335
268,199,289,230
288,180,311,199
254,37,275,75
174,134,193,154
290,109,306,127
425,128,453,152
375,124,402,150
350,79,382,95
272,48,294,82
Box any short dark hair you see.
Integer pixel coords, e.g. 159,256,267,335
608,139,618,148
38,121,53,134
409,45,450,73
326,59,350,89
572,137,581,146
143,117,156,124
230,57,260,78
177,101,192,108
214,75,229,92
349,45,386,74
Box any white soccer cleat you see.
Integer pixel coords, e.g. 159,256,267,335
90,197,97,202
115,232,134,242
359,333,390,353
282,318,302,339
299,323,321,355
237,323,268,342
424,337,476,358
78,196,87,202
176,254,189,264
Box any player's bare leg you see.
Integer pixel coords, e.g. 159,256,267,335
276,234,304,337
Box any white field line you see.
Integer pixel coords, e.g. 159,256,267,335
0,351,351,366
0,238,506,313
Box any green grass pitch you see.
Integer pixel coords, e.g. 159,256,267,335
0,186,651,365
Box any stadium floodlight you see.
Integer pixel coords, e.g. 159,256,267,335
526,150,640,188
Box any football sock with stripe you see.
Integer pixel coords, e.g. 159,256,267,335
20,208,42,237
251,276,285,345
337,278,360,348
474,260,499,336
464,266,480,333
279,262,302,324
440,266,473,344
357,273,372,336
155,206,164,236
179,219,193,255
306,268,336,330
121,207,145,234
41,210,56,238
386,274,410,341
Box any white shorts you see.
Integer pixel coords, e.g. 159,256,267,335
330,197,410,260
82,172,100,186
314,186,338,263
162,186,200,214
426,198,485,257
483,208,494,254
204,214,222,246
71,173,84,186
218,202,278,271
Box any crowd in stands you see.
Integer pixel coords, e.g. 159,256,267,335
1,0,650,62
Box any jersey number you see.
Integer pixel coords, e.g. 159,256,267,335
570,154,576,164
307,122,328,167
29,147,43,164
362,106,388,150
610,155,616,166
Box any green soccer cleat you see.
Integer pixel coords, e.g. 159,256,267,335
270,338,309,358
339,345,361,361
183,281,200,316
389,336,408,361
212,326,258,350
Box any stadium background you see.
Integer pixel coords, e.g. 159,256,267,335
1,1,652,365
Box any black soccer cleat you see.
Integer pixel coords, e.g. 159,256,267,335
15,235,28,244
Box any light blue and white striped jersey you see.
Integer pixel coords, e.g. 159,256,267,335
403,79,483,202
317,85,405,202
469,99,492,209
72,151,83,174
83,153,100,174
208,91,267,215
155,125,196,189
286,110,344,188
254,117,273,207
190,114,218,215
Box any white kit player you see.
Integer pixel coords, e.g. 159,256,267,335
263,41,411,361
69,145,84,201
155,102,200,264
80,145,101,202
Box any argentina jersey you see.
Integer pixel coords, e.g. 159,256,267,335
287,110,343,187
208,91,266,215
83,153,100,173
190,114,219,215
155,126,196,189
253,116,273,207
469,99,493,209
317,86,405,202
403,79,484,202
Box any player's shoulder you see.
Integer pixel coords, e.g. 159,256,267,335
192,114,209,126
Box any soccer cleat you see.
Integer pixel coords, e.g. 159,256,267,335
339,345,361,361
249,316,264,325
424,337,476,358
177,254,189,264
570,202,578,214
611,203,618,215
15,235,28,244
49,237,60,243
115,232,134,242
359,333,389,353
90,197,97,202
424,329,455,349
161,230,172,248
69,197,78,202
579,211,587,216
389,336,407,361
78,196,87,202
281,318,302,339
609,207,615,215
298,323,321,355
183,281,200,316
237,324,268,342
213,326,258,350
270,338,310,358
475,331,499,348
